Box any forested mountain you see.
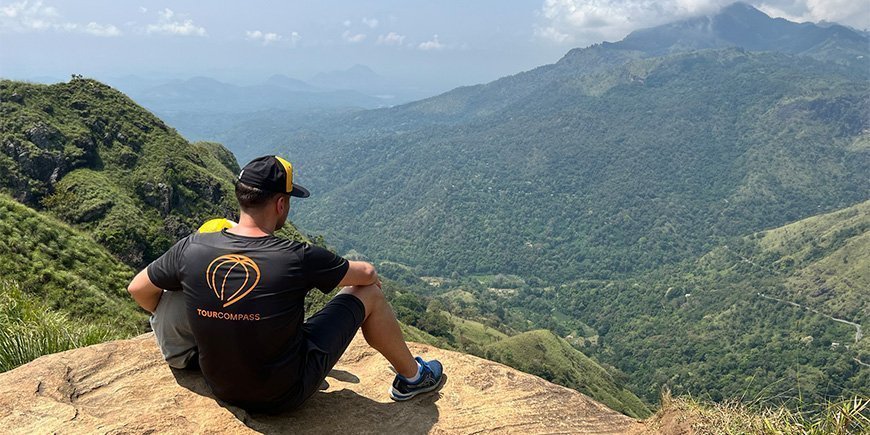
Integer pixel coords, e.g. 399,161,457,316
257,52,866,282
0,78,241,266
614,2,868,65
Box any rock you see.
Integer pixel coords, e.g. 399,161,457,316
25,123,64,151
138,181,174,215
0,333,645,434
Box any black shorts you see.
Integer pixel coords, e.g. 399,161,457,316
282,293,366,411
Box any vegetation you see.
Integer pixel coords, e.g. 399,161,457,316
0,279,124,372
652,389,869,435
484,329,651,418
0,78,240,267
0,193,142,329
395,201,868,411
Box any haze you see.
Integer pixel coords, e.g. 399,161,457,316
2,0,867,96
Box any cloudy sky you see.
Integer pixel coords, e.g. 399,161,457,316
1,0,867,91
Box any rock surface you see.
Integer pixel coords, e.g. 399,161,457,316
0,333,646,434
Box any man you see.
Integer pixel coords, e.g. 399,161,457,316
127,155,444,413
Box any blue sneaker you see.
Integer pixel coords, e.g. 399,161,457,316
389,356,444,401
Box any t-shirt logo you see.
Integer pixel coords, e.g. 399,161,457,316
206,254,261,308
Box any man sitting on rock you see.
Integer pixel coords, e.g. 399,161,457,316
127,155,444,412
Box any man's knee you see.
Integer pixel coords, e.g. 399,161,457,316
338,284,385,317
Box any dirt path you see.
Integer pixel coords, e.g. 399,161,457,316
757,293,863,344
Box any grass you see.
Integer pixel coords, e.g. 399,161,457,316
654,389,870,434
0,193,144,329
0,279,124,372
484,329,652,418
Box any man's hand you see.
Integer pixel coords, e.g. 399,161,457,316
338,261,380,288
127,268,164,313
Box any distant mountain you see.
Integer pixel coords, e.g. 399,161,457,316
133,76,383,114
119,75,386,144
264,74,317,92
309,64,384,91
310,64,441,103
613,2,868,65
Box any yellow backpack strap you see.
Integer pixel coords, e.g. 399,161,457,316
198,218,237,233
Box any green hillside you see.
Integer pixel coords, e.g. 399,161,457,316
0,78,240,266
485,329,651,418
493,201,868,407
753,200,868,325
0,193,141,329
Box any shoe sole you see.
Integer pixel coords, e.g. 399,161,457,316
389,375,446,401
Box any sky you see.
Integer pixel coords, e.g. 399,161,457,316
1,0,867,91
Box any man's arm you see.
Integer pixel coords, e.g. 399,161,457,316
127,268,163,313
338,260,381,288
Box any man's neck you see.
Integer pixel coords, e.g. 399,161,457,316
227,213,274,237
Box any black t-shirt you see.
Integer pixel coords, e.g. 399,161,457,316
147,229,349,407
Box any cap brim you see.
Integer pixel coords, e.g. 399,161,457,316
290,184,310,198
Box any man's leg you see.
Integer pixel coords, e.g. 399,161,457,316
338,284,418,378
150,290,197,369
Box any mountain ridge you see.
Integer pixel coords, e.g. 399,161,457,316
611,2,868,65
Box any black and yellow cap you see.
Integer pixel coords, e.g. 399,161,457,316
237,155,310,198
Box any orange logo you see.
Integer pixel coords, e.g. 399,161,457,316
206,254,260,308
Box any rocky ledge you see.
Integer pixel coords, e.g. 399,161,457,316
0,333,645,434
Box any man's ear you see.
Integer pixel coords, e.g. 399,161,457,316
276,194,289,213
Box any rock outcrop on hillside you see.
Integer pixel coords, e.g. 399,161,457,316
0,333,645,434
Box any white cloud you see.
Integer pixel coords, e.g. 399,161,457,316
418,34,444,50
246,29,299,46
83,22,121,36
376,31,405,45
247,30,279,44
0,0,121,36
157,8,174,20
146,8,206,36
534,25,572,43
362,17,379,28
758,0,870,29
139,6,147,14
342,29,366,43
535,0,731,45
342,19,351,27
